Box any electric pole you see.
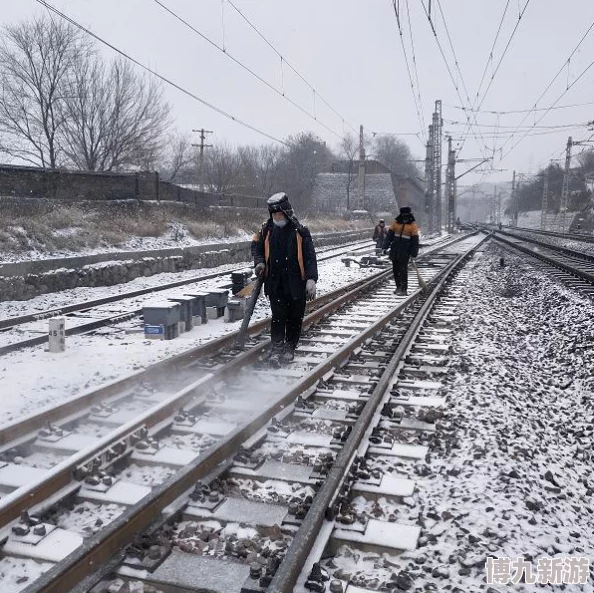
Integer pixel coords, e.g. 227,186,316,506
560,136,573,233
357,125,366,211
425,124,434,233
432,100,443,233
192,128,213,192
446,135,456,232
509,171,516,227
541,166,549,231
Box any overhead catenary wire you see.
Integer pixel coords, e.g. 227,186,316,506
404,0,427,139
391,0,427,144
152,0,343,139
498,29,594,163
458,0,531,153
467,0,511,117
445,100,594,115
418,0,490,158
226,0,358,135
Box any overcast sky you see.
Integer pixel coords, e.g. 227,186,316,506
4,0,594,188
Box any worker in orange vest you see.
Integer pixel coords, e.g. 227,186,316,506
383,206,420,296
252,193,318,367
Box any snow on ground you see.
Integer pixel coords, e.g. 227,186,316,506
367,244,594,592
0,222,253,264
0,258,379,426
0,241,366,321
516,210,579,230
508,228,594,256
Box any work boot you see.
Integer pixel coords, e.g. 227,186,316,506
282,344,296,364
267,342,284,368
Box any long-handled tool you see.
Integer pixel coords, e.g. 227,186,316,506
234,276,263,350
411,259,428,291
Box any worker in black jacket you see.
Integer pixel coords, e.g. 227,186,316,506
252,193,318,366
383,206,420,296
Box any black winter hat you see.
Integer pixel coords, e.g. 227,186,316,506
399,206,412,214
267,192,294,217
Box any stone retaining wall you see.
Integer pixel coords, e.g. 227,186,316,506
0,229,371,301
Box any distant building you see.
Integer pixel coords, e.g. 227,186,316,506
310,159,425,224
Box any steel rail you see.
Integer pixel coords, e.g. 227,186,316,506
492,228,594,263
269,237,485,592
492,233,594,283
0,239,376,357
496,224,594,244
0,234,469,448
18,235,476,593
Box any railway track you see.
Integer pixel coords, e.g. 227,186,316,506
497,224,594,244
489,229,594,297
0,232,481,593
0,237,383,357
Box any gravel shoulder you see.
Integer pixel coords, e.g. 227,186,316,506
406,244,594,592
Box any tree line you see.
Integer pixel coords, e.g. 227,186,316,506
0,15,420,210
506,149,594,216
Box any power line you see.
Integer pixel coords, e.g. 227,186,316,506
404,0,427,138
445,100,594,115
445,119,589,130
391,0,427,143
152,0,343,139
497,22,594,162
226,0,357,135
418,0,490,157
458,0,531,153
34,0,290,146
435,0,473,107
468,0,511,117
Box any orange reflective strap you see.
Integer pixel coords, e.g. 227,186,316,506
296,231,305,280
264,231,270,277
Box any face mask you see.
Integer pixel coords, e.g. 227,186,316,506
273,218,288,228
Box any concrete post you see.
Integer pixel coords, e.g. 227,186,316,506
48,317,66,352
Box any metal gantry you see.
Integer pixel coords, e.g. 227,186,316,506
432,100,443,233
541,166,550,231
560,136,573,233
425,124,435,233
446,135,456,232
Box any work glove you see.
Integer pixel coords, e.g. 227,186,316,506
254,263,265,278
305,279,317,301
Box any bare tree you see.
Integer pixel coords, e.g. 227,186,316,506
373,135,420,179
204,144,242,193
60,58,171,171
0,16,86,167
160,133,195,182
340,133,358,208
236,144,282,196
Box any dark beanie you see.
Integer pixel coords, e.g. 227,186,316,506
400,206,412,214
267,192,294,217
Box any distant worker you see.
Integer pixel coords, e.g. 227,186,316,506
499,222,502,231
372,219,386,249
252,193,318,367
383,206,419,296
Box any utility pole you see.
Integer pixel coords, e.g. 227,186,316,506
192,128,213,192
446,135,456,232
425,124,434,233
560,136,573,233
510,171,517,227
357,125,366,211
541,166,549,231
432,100,443,233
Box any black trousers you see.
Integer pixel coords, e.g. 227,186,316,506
269,289,306,348
391,252,410,289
